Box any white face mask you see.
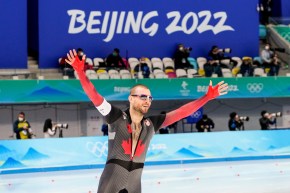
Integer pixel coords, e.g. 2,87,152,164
18,117,24,122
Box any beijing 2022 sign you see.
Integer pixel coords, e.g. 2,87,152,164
38,0,259,68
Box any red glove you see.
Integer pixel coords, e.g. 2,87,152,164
65,49,103,106
65,49,85,73
206,83,220,100
161,80,227,127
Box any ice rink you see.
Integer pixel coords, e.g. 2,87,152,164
1,159,290,193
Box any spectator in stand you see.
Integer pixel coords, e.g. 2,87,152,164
59,56,75,78
204,59,223,77
239,57,254,77
106,48,126,70
59,48,91,78
260,43,274,70
208,45,237,69
173,44,193,69
133,57,151,78
195,114,215,132
268,53,280,76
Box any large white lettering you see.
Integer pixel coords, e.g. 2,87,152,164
166,11,234,35
67,10,159,42
67,10,234,41
67,10,86,34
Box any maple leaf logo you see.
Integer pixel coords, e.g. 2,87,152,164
121,139,145,158
122,139,132,155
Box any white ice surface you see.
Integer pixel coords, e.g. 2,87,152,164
1,159,290,193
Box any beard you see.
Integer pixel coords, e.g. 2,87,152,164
133,105,149,115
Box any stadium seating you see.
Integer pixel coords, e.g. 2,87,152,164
93,58,105,68
86,70,98,79
108,69,121,79
187,57,198,70
120,69,132,79
176,69,188,78
254,68,267,77
153,69,167,78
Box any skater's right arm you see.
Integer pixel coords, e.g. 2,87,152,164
65,49,111,116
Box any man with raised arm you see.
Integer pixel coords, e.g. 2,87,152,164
66,49,228,193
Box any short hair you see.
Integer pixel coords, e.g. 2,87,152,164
261,110,267,117
19,112,25,116
130,84,150,95
77,48,83,52
211,45,218,50
229,112,237,119
114,48,120,54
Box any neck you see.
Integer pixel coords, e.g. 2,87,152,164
129,108,144,124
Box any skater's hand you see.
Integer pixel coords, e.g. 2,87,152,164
65,49,86,73
206,80,228,100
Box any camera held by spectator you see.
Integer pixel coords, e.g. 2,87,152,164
185,47,192,52
218,48,232,54
270,112,282,118
55,123,69,129
239,116,250,121
260,110,278,130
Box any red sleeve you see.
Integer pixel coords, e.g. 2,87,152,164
77,71,104,106
162,84,220,127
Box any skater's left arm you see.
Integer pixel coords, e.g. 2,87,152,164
161,80,228,127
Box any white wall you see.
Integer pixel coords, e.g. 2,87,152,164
0,98,289,140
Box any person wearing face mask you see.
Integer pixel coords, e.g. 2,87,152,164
173,44,193,69
261,43,274,70
76,48,92,71
13,112,33,139
59,48,92,78
106,48,126,70
76,48,84,60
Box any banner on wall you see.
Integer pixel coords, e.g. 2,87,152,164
0,1,27,69
1,130,290,174
38,0,259,68
0,77,290,103
186,108,203,124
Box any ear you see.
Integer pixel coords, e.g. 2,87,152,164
128,95,133,103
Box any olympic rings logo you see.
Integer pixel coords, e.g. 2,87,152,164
86,141,108,158
191,111,202,118
246,83,264,93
